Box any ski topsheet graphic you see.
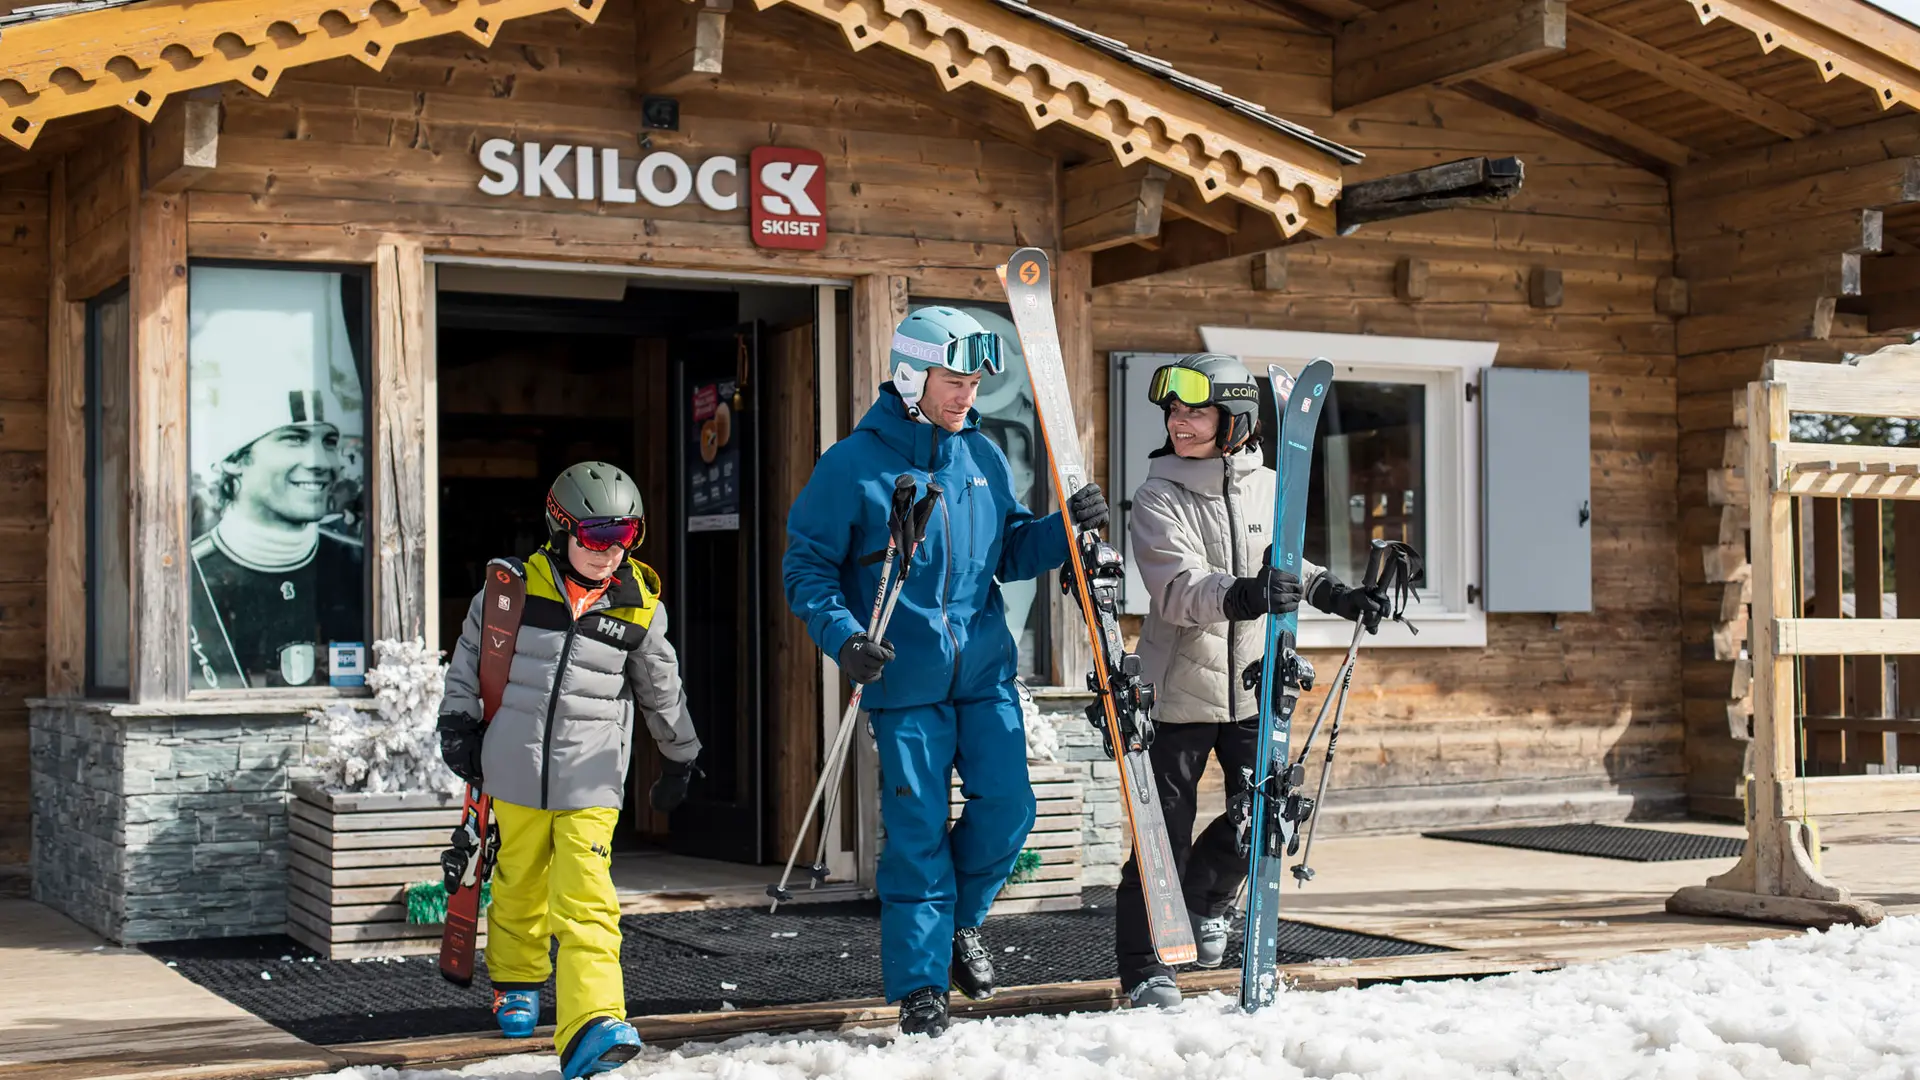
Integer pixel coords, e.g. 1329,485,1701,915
438,557,525,987
998,247,1196,966
1240,359,1334,1010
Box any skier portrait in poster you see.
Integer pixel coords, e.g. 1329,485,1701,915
1118,353,1389,1007
185,266,369,691
782,306,1109,1037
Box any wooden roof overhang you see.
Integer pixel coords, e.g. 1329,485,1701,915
0,0,1357,248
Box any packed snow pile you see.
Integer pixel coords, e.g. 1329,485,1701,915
309,915,1920,1079
308,638,457,794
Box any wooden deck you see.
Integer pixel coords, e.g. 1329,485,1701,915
9,817,1920,1080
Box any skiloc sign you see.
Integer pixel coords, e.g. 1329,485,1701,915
476,139,827,251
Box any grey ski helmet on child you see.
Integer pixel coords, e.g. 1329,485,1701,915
889,306,1004,420
545,461,646,552
1148,353,1261,452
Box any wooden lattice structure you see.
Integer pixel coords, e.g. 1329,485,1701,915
1669,354,1920,928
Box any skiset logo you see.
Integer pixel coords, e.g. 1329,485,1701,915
475,138,829,251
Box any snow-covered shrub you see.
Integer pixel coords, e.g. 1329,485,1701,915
308,638,457,794
1018,680,1059,763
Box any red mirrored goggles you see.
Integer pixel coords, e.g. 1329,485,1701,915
572,516,644,552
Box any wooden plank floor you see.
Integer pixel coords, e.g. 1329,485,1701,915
12,817,1920,1080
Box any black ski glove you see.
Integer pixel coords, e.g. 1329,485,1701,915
1067,483,1109,532
437,712,484,787
650,757,701,814
1222,566,1303,621
838,632,896,684
1309,574,1391,634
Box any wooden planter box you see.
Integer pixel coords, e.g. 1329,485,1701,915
286,781,479,959
949,762,1086,916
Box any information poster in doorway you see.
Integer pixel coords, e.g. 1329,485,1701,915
687,379,740,532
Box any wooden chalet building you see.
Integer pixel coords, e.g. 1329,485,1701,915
4,0,1920,946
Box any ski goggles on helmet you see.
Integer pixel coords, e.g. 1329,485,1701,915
1148,364,1216,408
571,516,644,552
890,328,1005,375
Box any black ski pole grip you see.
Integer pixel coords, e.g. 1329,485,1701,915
1363,539,1391,591
910,482,943,544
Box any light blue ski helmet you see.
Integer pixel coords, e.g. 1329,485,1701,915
889,306,1005,420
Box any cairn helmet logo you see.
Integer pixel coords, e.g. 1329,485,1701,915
1147,352,1262,452
888,306,1004,420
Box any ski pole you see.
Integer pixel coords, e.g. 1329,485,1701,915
767,475,916,909
768,479,941,910
1290,540,1422,886
802,483,941,891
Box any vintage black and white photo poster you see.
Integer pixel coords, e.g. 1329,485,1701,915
185,266,370,690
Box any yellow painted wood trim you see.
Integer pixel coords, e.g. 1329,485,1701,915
0,0,608,149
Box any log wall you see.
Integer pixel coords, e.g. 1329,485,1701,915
0,164,47,865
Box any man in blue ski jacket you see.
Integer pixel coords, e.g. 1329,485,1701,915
784,305,1107,1037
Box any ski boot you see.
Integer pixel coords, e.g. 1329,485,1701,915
897,986,951,1037
1190,911,1231,969
560,1016,642,1080
492,988,539,1039
951,926,996,1001
1125,974,1182,1009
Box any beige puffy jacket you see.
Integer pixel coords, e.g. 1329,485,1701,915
1130,449,1327,725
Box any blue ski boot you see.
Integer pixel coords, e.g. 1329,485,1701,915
561,1016,643,1079
491,989,539,1039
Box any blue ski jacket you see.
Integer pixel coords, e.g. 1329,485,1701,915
783,387,1069,710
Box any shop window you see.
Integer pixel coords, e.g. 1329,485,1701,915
86,285,131,694
909,297,1050,679
185,264,372,691
1112,330,1499,649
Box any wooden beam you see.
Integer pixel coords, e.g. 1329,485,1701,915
128,188,189,703
142,94,219,195
1335,156,1524,234
1061,160,1169,254
1679,159,1920,243
373,241,430,644
1777,773,1920,818
1565,12,1821,140
1770,358,1920,418
1680,0,1920,115
1777,618,1920,656
1396,257,1430,301
637,0,732,95
1529,267,1563,308
46,158,85,698
1245,0,1372,35
1335,0,1567,111
1656,276,1689,316
850,275,908,425
1678,298,1835,355
1251,250,1288,292
1677,210,1882,280
1162,179,1239,236
1091,209,1292,288
1455,68,1691,173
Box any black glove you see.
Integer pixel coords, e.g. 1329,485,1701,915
1067,483,1109,532
1222,566,1303,622
1310,574,1391,634
650,757,700,814
437,712,484,787
838,632,895,684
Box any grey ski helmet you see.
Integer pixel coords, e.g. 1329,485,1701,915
1148,352,1261,452
545,461,645,550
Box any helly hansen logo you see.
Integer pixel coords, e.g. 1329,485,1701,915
1249,523,1263,534
599,618,626,641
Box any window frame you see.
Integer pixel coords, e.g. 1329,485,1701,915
1199,327,1496,650
85,282,132,697
182,259,377,698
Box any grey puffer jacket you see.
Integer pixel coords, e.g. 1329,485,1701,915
1131,449,1327,725
443,548,701,811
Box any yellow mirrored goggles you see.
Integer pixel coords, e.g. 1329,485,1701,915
1148,365,1216,408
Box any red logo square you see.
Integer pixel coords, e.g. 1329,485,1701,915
749,146,827,251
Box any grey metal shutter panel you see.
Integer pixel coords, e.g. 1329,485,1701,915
1481,367,1592,613
1109,352,1185,615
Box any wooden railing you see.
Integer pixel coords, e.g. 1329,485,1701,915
1668,355,1920,928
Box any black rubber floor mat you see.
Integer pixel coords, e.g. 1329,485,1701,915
1422,823,1746,862
143,887,1445,1046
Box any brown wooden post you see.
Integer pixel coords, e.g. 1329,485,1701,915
1053,250,1095,688
127,187,189,702
1807,497,1844,770
1896,500,1920,764
372,241,430,644
850,274,907,427
46,158,86,697
1851,498,1888,766
765,323,821,859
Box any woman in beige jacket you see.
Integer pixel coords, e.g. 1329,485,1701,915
1118,353,1386,1008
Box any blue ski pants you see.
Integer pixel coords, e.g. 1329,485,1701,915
869,680,1036,1003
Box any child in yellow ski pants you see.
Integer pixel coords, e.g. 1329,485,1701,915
485,801,624,1056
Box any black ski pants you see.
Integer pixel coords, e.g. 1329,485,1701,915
1114,718,1261,988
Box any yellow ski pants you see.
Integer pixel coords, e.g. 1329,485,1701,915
485,800,625,1055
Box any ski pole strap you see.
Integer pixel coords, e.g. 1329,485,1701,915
1364,539,1425,635
909,482,943,546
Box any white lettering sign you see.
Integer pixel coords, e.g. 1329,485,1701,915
476,138,739,212
757,161,821,217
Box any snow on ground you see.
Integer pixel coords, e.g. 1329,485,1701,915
318,916,1920,1080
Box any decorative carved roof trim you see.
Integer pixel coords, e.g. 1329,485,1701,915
1683,0,1920,113
753,0,1347,239
0,0,607,150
